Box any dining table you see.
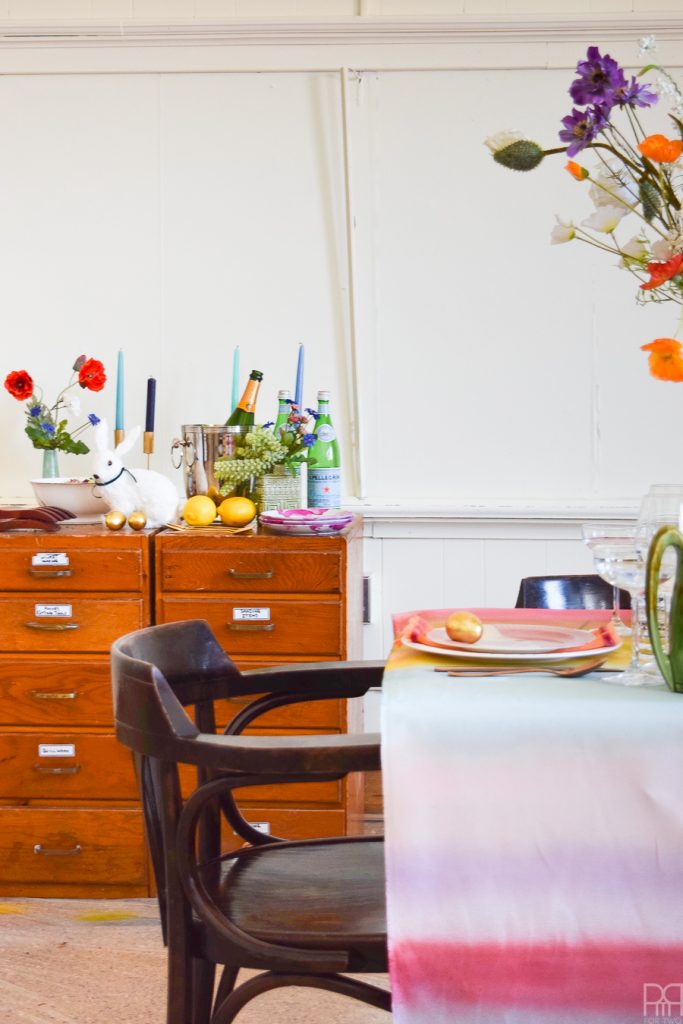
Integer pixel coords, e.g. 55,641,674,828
381,607,683,1024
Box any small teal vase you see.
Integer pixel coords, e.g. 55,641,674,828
41,449,60,478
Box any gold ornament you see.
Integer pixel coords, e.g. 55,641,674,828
127,511,147,531
104,510,126,531
445,611,484,645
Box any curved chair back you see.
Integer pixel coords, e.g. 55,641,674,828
515,574,631,610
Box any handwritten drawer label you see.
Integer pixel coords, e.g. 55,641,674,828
35,604,72,618
233,607,270,621
32,552,69,567
38,744,76,758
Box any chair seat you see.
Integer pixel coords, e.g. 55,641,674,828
217,837,387,967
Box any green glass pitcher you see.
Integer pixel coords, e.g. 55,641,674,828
646,525,683,693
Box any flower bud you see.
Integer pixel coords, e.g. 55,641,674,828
492,139,545,171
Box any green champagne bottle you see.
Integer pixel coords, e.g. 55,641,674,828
307,390,341,508
273,389,291,435
226,370,263,426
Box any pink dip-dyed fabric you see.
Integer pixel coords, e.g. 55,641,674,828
381,609,683,1024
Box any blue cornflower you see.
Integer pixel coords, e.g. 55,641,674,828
262,421,274,429
559,105,608,157
28,405,42,418
40,423,55,436
303,434,317,447
305,408,320,420
87,413,101,426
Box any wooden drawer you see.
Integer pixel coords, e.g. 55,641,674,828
221,807,346,849
159,548,341,594
0,807,147,891
158,597,342,657
213,695,342,731
0,541,146,592
0,733,137,799
0,657,113,726
0,596,146,654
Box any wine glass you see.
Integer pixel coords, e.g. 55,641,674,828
581,522,632,635
581,521,661,686
636,484,683,654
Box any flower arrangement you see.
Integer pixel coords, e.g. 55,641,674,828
4,355,106,455
486,39,683,381
214,405,317,497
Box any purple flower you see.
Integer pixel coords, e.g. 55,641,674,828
559,105,608,156
262,420,274,429
305,408,320,420
303,434,316,447
570,46,625,107
613,76,658,109
28,404,42,417
40,422,55,436
87,413,101,426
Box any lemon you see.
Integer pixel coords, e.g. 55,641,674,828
182,494,218,527
217,496,257,527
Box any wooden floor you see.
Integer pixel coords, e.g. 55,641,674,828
0,897,390,1023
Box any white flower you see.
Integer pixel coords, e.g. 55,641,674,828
620,236,648,266
589,164,637,210
550,217,575,245
484,130,523,155
582,205,628,233
64,393,81,416
652,238,675,261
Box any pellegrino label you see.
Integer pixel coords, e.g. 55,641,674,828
316,423,336,442
308,467,341,507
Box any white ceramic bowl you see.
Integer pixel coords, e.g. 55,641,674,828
30,477,107,517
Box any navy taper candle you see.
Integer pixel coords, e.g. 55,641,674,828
145,377,156,433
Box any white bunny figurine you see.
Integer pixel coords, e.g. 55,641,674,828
91,420,180,529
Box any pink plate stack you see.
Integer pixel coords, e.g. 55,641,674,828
258,507,352,535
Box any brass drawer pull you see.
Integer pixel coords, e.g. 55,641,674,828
30,690,79,701
227,569,274,580
28,569,73,578
33,843,81,857
33,763,81,775
24,622,79,631
226,622,275,632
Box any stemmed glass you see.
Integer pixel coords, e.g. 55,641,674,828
636,484,683,654
581,521,660,686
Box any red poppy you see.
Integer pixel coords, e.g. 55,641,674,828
638,134,683,163
640,254,683,291
78,358,107,392
641,338,683,382
4,369,34,400
565,161,588,180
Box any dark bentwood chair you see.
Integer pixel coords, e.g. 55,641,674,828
515,573,631,611
111,619,390,1024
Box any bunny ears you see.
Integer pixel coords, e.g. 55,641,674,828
94,418,141,457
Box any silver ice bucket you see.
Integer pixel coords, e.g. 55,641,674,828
171,424,251,500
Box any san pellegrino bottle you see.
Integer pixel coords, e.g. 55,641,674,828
307,390,341,508
226,369,263,426
273,389,291,435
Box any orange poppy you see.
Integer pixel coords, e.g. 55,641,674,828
638,134,683,163
641,338,683,382
565,161,588,180
640,253,683,291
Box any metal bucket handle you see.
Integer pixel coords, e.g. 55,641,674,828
170,437,197,471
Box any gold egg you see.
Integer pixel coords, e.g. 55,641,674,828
445,611,484,645
127,511,148,531
104,510,126,531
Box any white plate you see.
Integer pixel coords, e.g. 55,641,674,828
259,518,350,536
260,508,351,525
402,636,621,663
427,623,594,655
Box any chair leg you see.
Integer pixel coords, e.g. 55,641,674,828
192,959,216,1024
211,971,391,1024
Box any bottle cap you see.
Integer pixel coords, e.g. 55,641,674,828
277,389,291,399
250,370,264,381
317,390,330,400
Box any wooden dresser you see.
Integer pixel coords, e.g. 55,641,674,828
0,527,151,898
154,519,364,844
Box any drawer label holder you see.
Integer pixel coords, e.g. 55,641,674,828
233,607,270,621
38,743,76,758
34,603,73,618
32,552,69,567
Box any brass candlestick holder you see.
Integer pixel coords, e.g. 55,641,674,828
143,430,154,469
114,428,125,447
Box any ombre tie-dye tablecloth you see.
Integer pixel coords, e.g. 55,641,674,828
381,609,683,1024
